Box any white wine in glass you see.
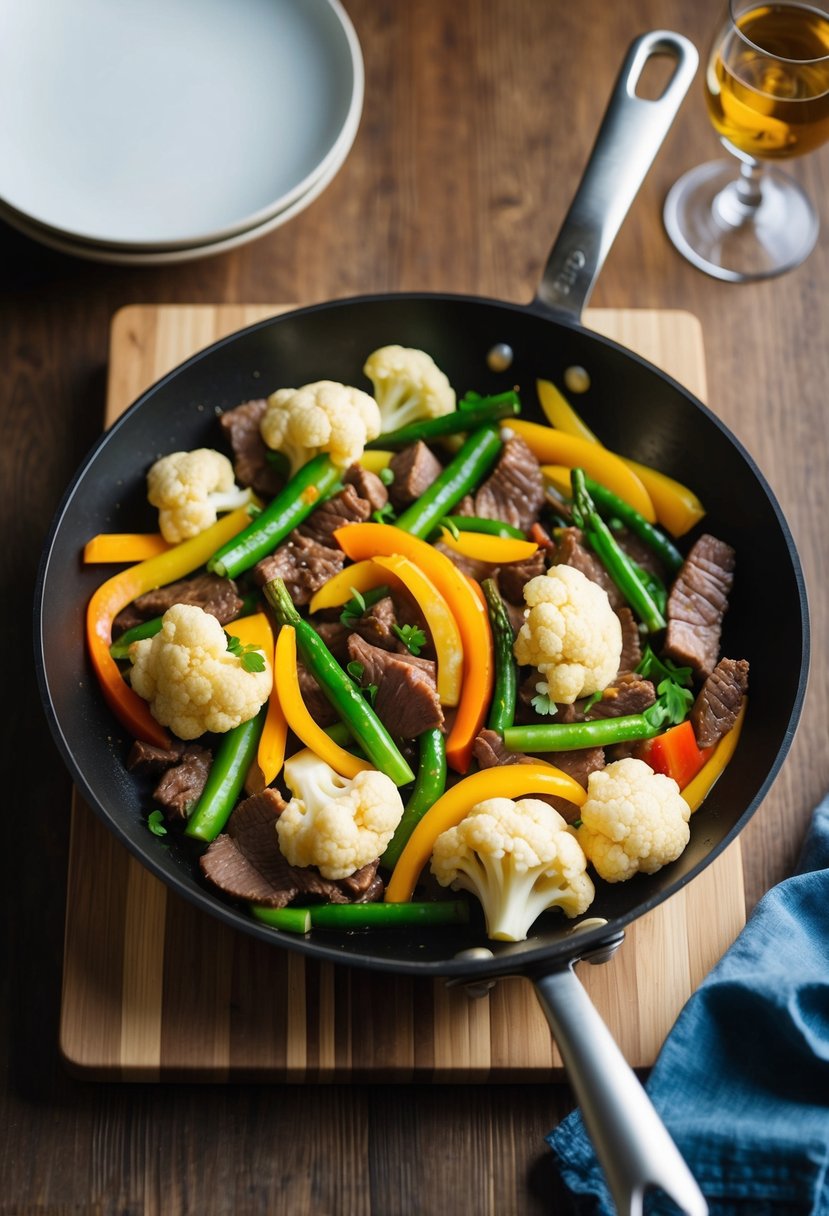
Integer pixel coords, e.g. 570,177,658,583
664,0,829,281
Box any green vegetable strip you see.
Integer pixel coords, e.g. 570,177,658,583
366,392,520,449
434,515,525,540
185,705,267,842
503,713,662,753
264,578,415,787
571,469,666,634
250,900,469,933
110,591,261,660
582,473,683,574
394,426,503,539
482,578,518,733
381,728,447,869
207,454,341,579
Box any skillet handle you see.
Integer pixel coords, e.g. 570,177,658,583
534,964,708,1216
533,30,698,321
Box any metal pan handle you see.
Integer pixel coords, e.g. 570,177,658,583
534,964,708,1216
533,30,699,321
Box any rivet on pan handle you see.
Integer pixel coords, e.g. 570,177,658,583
533,31,699,321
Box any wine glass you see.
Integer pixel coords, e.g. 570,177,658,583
664,0,829,281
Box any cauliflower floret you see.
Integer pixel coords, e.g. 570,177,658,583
260,380,381,475
576,757,691,882
130,603,272,740
513,565,622,704
147,448,251,544
363,345,455,433
430,797,595,942
276,748,404,879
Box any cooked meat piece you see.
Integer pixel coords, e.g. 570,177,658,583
154,745,212,820
497,550,546,604
297,483,372,548
504,599,527,638
471,728,602,824
615,526,668,582
617,606,643,674
126,739,185,774
113,573,244,635
454,494,475,517
296,659,338,727
354,873,386,903
344,464,389,513
691,657,749,749
388,441,443,509
200,789,383,908
473,436,545,531
550,527,624,610
473,728,533,770
311,619,351,663
219,398,284,500
346,633,443,738
350,595,407,653
587,673,656,719
664,534,736,678
433,540,496,582
254,534,345,605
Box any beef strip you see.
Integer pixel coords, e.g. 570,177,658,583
497,550,547,605
297,483,372,547
344,464,388,513
113,573,243,635
663,534,736,678
550,527,624,610
350,595,407,653
473,436,545,531
691,657,749,749
253,534,345,605
153,745,212,820
126,739,185,774
296,659,339,727
387,441,443,509
616,606,643,674
587,673,656,719
218,398,284,500
433,540,497,582
199,788,383,908
311,619,351,663
471,728,603,823
346,633,443,738
504,600,527,638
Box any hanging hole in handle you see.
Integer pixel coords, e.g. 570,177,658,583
634,53,682,100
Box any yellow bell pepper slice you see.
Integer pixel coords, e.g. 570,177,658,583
359,450,394,474
274,625,370,780
681,701,746,814
371,555,463,707
333,522,493,773
86,504,254,748
509,418,656,523
384,764,587,903
307,560,388,614
537,378,600,442
437,529,539,565
84,533,171,563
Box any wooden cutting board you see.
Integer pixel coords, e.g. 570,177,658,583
60,304,747,1082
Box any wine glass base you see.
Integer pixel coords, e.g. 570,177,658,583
663,159,819,283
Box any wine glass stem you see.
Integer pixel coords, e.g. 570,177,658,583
735,159,763,210
713,158,765,228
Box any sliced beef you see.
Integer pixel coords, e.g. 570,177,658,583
388,441,443,509
691,657,749,749
350,595,407,653
504,599,527,638
126,739,185,774
433,540,496,583
471,728,602,823
312,619,351,663
617,606,643,674
219,398,284,500
297,483,372,548
473,728,533,770
296,659,338,727
587,673,656,719
346,633,443,738
344,464,389,513
497,549,546,605
473,436,545,531
254,534,345,605
664,534,736,678
199,789,383,908
550,527,624,610
153,744,212,820
113,573,243,635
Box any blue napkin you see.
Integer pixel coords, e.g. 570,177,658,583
547,790,829,1215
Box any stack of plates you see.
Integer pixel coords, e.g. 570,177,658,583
0,0,363,265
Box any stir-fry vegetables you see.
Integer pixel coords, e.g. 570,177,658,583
85,349,748,944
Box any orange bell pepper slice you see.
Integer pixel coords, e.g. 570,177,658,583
638,719,712,790
86,504,254,748
681,701,747,813
437,529,539,564
333,523,493,774
83,533,172,563
221,612,286,795
384,763,586,903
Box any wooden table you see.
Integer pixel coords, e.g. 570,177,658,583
2,2,826,1211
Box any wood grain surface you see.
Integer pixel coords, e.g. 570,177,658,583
59,304,745,1083
3,1,828,1212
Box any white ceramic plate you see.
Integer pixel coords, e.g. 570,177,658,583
0,0,362,249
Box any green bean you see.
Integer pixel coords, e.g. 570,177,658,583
264,578,415,787
250,900,470,933
394,426,503,539
582,473,683,574
208,454,341,579
433,515,525,540
482,579,518,733
366,391,520,449
503,713,662,753
184,705,267,842
109,591,261,660
381,728,447,869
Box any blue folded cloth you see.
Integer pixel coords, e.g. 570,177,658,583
547,790,829,1215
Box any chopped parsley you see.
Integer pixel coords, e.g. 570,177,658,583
147,809,167,837
392,623,427,656
225,633,267,673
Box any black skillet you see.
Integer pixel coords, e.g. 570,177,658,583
35,32,809,1216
